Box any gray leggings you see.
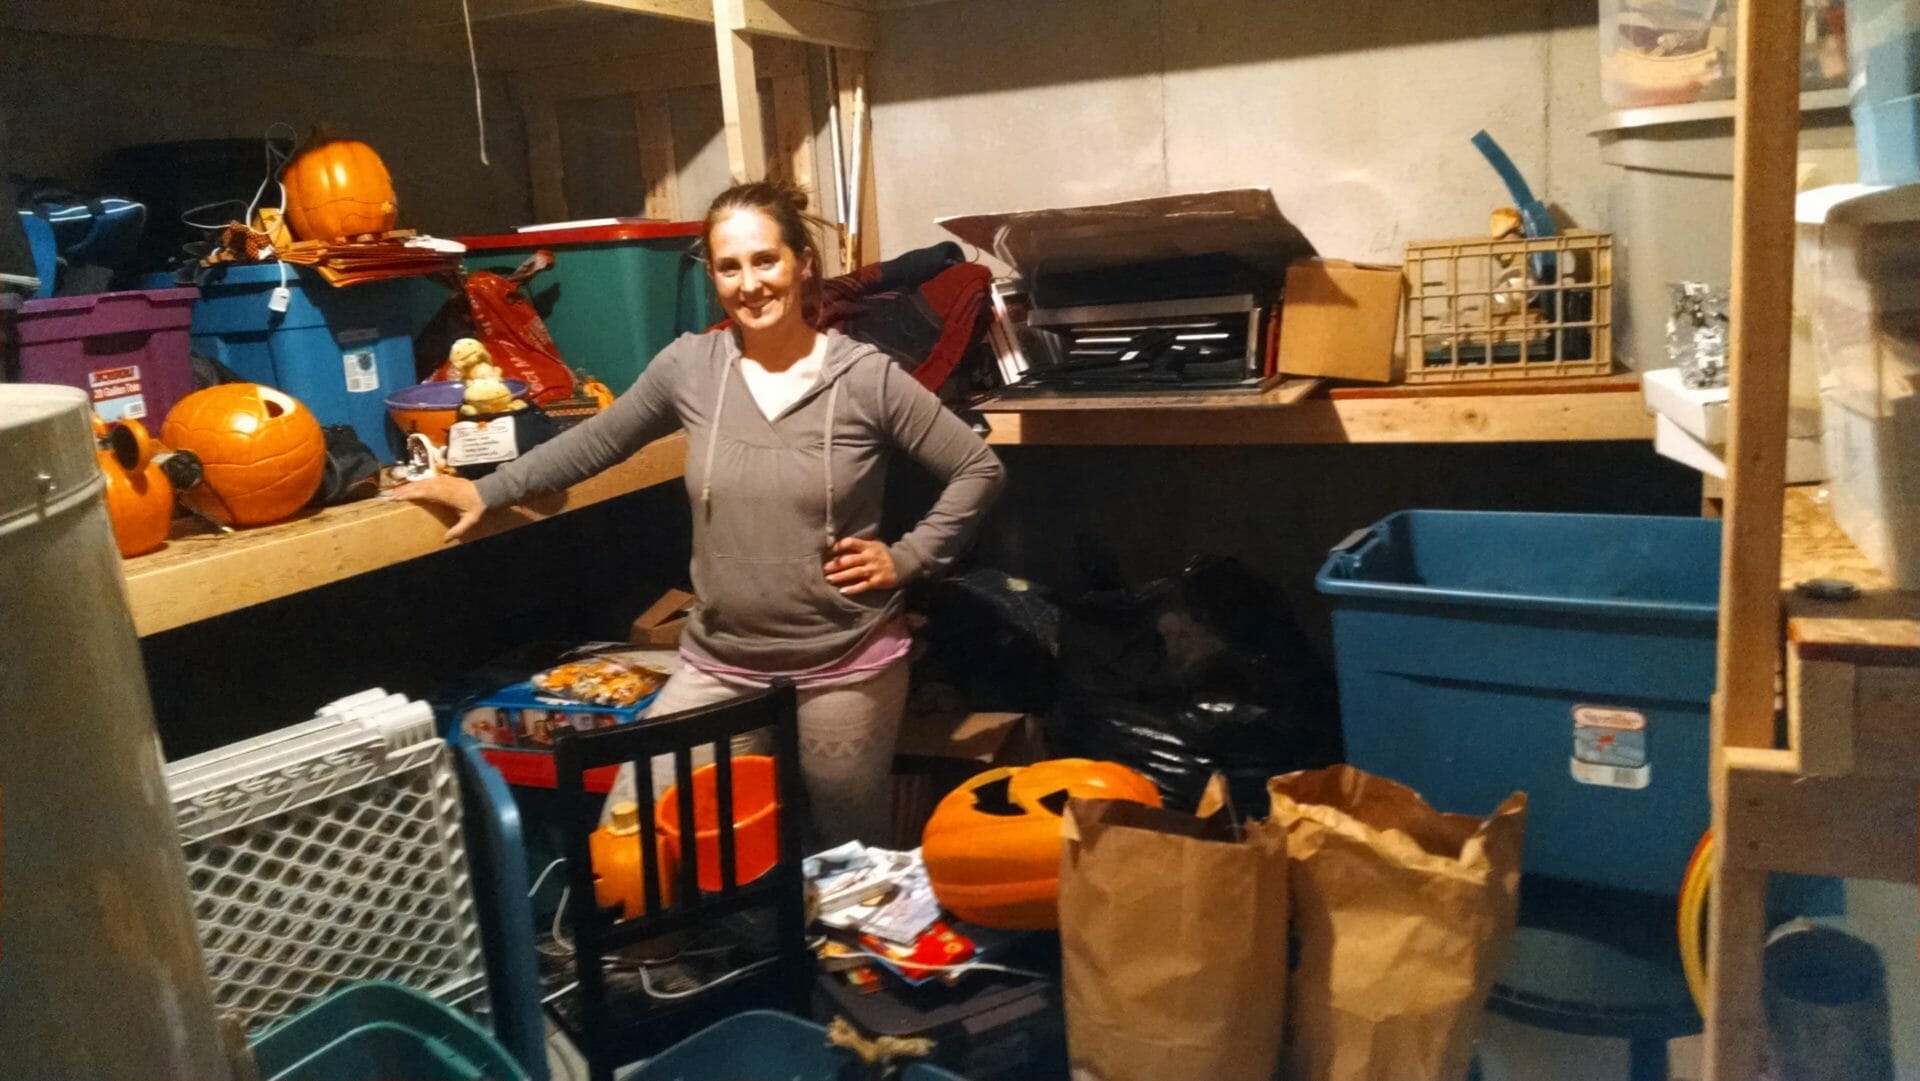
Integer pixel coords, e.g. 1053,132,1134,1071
600,658,908,849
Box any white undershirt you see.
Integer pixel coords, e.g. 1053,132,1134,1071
739,342,826,421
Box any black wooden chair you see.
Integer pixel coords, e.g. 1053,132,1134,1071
549,680,811,1081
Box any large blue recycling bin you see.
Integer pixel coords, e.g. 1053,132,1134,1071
1316,510,1720,896
176,264,420,453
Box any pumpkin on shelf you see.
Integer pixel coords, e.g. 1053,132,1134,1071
160,384,326,527
282,137,398,242
922,758,1161,930
92,414,173,558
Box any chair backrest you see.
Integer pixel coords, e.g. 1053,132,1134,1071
552,680,810,1055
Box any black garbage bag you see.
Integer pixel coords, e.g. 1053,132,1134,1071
912,567,1060,714
1051,553,1340,816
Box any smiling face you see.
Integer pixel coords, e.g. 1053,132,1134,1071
707,207,813,336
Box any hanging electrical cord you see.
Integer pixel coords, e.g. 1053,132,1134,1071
1677,829,1714,1014
181,123,297,233
460,0,490,165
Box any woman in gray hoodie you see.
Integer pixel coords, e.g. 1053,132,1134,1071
392,181,1006,845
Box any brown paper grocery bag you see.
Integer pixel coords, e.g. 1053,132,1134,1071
1270,765,1526,1081
1060,775,1290,1081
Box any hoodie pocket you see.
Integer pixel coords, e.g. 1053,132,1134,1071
698,552,881,644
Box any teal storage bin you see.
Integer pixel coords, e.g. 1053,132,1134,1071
1315,510,1720,896
181,264,422,453
249,982,528,1081
634,1010,968,1081
459,222,716,395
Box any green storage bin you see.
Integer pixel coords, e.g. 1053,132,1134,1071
249,981,528,1081
459,222,717,394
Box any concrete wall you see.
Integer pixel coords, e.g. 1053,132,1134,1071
0,31,531,240
870,0,1604,269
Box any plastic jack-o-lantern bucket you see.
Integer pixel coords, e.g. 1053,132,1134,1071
161,383,325,527
922,758,1161,929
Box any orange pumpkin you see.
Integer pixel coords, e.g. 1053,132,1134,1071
91,414,173,557
589,801,675,919
922,759,1161,929
282,139,398,242
161,384,326,527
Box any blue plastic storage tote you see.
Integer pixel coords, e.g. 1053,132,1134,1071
1315,510,1720,896
249,981,528,1081
178,264,420,453
634,1011,968,1080
1847,0,1920,184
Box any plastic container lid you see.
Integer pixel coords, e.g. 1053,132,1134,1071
458,220,703,251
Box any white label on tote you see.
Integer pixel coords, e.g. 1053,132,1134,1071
447,417,517,465
342,349,380,393
1570,704,1650,790
88,365,146,420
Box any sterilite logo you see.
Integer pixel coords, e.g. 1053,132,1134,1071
88,366,142,401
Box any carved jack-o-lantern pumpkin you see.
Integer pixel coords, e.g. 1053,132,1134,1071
161,384,325,527
922,758,1161,929
92,413,173,557
282,138,398,242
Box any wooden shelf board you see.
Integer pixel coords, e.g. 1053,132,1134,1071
1722,747,1919,884
1779,485,1919,665
122,434,687,637
971,376,1319,413
975,375,1652,446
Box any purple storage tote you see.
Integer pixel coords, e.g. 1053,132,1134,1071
15,288,199,425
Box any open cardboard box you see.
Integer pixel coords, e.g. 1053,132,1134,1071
628,588,696,648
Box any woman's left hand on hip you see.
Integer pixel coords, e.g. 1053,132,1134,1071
825,536,899,595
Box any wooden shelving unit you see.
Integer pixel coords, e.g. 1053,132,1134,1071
1,0,893,264
1704,4,1920,1077
120,434,687,637
975,375,1653,446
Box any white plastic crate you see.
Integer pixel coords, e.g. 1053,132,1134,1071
165,691,487,1032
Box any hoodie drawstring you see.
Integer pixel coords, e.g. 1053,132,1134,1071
822,381,840,546
701,354,736,519
702,350,840,548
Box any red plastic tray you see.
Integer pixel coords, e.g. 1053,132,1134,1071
481,748,621,794
459,220,703,251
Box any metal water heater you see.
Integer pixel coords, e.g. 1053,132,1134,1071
0,384,232,1078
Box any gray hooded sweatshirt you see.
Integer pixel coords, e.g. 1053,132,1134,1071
474,329,1006,673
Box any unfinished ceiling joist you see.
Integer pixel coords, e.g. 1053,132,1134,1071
580,0,876,49
712,0,771,181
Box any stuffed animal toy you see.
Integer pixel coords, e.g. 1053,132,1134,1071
447,337,528,417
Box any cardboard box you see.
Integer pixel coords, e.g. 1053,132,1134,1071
1276,258,1404,383
629,588,696,647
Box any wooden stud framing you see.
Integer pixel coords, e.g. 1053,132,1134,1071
1786,651,1855,777
1710,0,1802,756
714,0,770,181
834,48,880,266
515,74,570,223
1704,5,1847,1077
635,92,682,220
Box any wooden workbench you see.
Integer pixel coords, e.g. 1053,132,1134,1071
121,434,687,637
120,375,1654,637
975,375,1651,446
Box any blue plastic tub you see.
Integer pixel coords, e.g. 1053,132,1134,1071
175,264,422,452
1847,0,1920,184
634,1011,969,1080
249,981,528,1081
1315,510,1721,896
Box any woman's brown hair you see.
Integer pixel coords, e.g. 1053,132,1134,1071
703,179,828,319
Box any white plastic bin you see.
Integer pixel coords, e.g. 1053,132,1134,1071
1794,184,1920,587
